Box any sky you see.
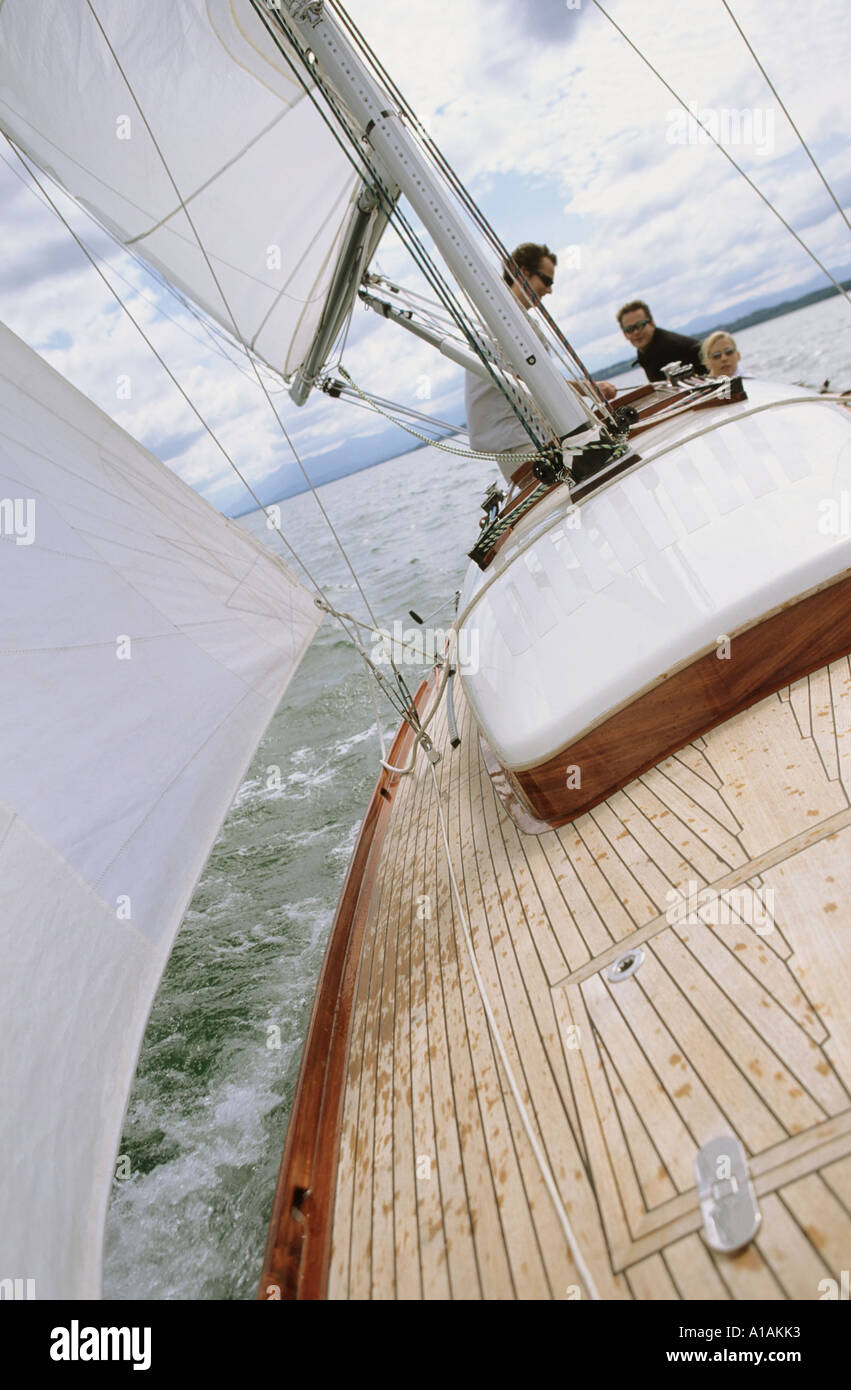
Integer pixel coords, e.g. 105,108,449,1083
1,0,850,516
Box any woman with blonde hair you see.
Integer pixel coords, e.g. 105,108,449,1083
701,330,741,377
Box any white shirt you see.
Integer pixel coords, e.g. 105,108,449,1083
464,315,553,479
464,370,531,456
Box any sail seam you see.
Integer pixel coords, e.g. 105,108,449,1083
90,684,270,898
83,0,419,724
125,108,290,246
0,802,153,951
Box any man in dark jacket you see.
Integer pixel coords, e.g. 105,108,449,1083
617,300,706,380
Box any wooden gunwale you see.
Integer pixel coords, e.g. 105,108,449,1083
258,677,431,1300
496,569,851,830
265,650,851,1299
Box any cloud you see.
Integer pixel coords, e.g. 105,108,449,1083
498,0,589,46
1,0,848,518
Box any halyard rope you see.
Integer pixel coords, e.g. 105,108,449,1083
427,757,601,1299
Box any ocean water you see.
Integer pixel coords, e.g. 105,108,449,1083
103,293,851,1299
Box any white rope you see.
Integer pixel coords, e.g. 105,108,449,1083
427,757,601,1300
337,367,556,464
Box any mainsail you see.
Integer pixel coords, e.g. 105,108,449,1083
0,0,379,380
0,320,320,1297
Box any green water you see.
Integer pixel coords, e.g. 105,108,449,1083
103,295,851,1298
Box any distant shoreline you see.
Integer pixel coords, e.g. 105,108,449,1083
594,277,851,380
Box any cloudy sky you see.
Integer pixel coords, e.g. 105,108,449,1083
1,0,849,515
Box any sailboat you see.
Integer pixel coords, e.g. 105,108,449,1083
2,0,851,1304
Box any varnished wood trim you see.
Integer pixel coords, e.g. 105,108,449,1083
497,572,851,830
478,732,552,835
258,680,430,1301
627,380,746,438
610,382,658,408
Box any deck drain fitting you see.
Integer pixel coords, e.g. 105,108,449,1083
607,947,644,983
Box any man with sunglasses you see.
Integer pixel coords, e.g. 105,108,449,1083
465,242,616,480
617,300,706,380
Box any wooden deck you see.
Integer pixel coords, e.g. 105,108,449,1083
265,656,851,1299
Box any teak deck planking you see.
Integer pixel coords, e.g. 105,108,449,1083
262,655,851,1299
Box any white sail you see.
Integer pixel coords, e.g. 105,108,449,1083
0,321,320,1297
0,0,374,379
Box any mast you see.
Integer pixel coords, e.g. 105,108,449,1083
267,0,599,448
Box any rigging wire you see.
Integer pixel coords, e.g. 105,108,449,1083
249,0,556,453
252,1,600,450
0,148,264,383
84,0,421,723
328,0,508,262
590,0,851,309
360,273,597,444
326,0,611,408
256,5,471,345
2,144,323,588
721,0,851,239
335,365,566,464
4,135,420,728
321,380,463,438
366,272,465,332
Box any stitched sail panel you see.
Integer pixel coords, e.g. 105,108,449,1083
0,320,320,1295
0,0,367,378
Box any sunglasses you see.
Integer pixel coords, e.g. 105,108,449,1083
709,347,738,358
531,270,554,288
622,318,652,334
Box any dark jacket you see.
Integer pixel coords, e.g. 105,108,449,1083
636,327,706,381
